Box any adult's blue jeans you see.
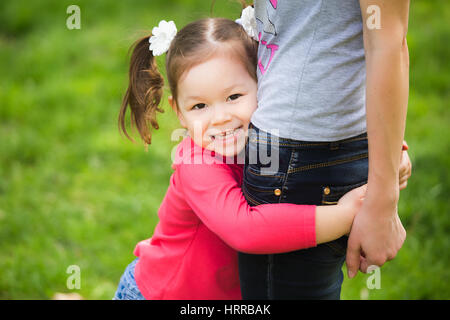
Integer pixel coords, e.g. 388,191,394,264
238,123,368,300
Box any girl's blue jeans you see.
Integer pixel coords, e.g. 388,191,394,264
238,123,368,300
113,258,145,300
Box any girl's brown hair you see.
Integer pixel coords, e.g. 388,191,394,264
118,17,258,146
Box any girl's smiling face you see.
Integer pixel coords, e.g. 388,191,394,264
169,52,257,157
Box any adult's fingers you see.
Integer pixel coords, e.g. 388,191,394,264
346,240,361,279
360,255,369,273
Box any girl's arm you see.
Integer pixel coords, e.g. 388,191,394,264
176,161,363,254
315,188,364,243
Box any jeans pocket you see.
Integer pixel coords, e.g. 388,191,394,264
320,181,367,256
243,164,284,205
321,181,367,205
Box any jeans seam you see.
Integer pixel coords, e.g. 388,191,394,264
288,152,368,173
279,148,295,203
254,135,367,147
245,183,277,193
255,139,329,147
247,167,284,178
322,200,338,205
242,184,263,205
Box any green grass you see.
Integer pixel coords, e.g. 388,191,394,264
0,0,449,299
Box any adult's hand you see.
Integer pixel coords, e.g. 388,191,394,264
346,193,406,278
346,144,410,277
346,144,409,277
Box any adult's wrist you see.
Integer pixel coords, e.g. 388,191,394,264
363,180,400,217
367,170,400,200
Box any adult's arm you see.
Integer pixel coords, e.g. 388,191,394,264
346,0,410,278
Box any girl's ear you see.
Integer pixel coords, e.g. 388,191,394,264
168,96,187,128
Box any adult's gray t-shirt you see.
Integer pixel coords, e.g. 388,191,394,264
252,0,367,141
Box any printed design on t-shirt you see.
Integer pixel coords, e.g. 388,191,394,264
257,33,278,75
255,0,277,36
255,0,279,75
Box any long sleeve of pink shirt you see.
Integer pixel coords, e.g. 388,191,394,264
134,138,318,299
176,159,317,254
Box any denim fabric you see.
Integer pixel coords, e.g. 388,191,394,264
238,123,368,300
113,258,145,300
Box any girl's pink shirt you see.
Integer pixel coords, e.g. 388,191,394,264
134,137,316,300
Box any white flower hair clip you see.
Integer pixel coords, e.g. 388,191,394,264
149,20,177,56
235,6,258,41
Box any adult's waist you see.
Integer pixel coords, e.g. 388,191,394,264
248,122,367,149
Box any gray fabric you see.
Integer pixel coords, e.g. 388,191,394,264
252,0,367,141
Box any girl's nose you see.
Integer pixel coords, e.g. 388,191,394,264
211,104,232,125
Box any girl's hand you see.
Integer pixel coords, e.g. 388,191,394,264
337,185,367,227
315,184,367,244
399,141,412,190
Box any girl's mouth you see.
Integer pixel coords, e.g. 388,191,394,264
210,126,243,142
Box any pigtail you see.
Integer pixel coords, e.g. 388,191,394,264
118,35,164,146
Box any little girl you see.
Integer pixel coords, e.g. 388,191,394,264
113,17,401,300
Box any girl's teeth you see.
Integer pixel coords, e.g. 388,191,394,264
214,128,239,140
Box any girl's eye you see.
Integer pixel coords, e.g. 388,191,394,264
192,103,206,110
227,94,242,102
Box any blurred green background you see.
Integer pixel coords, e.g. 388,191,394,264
0,0,448,300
